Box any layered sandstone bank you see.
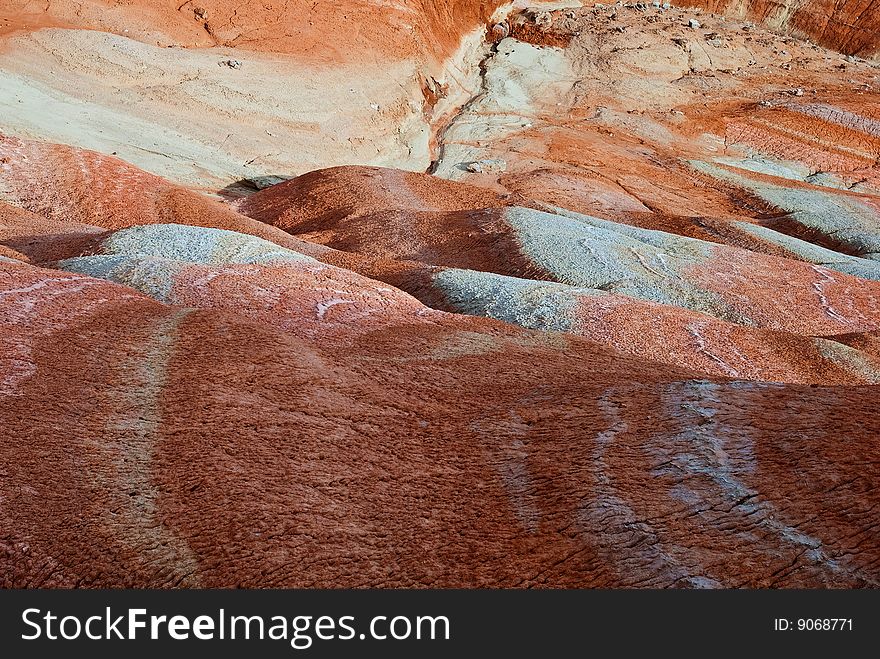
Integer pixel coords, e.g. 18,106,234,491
677,0,880,58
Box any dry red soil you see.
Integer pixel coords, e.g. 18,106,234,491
1,1,879,588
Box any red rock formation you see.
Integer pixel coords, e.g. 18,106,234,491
0,201,105,263
8,1,876,60
677,0,880,57
239,188,880,333
2,2,880,589
0,0,509,62
2,259,879,587
237,165,514,232
0,135,330,261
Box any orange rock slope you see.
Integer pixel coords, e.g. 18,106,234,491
0,0,508,62
1,1,880,587
679,0,880,57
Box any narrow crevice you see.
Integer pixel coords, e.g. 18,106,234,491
427,38,499,175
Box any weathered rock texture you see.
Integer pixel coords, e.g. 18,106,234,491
3,256,880,588
0,0,507,61
1,1,879,588
678,0,880,58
